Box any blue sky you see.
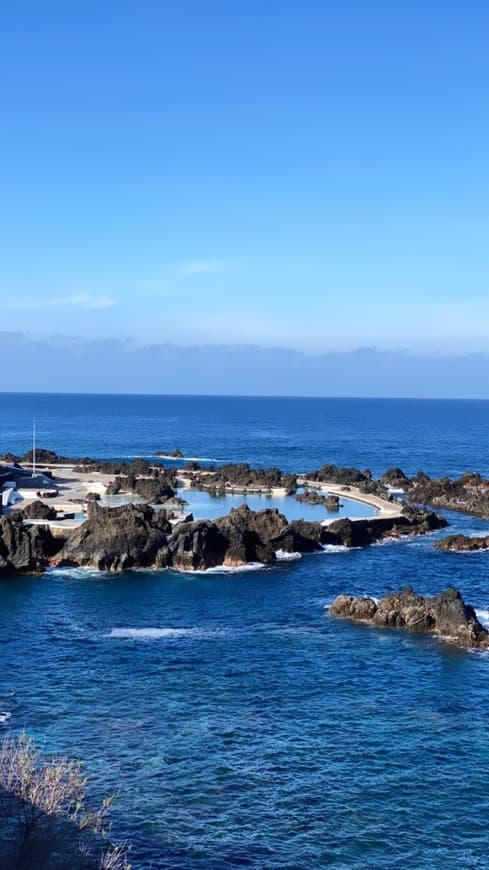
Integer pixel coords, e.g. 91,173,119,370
1,1,489,393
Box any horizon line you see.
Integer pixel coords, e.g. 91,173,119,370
1,390,489,402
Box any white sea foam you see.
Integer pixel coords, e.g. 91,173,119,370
0,712,11,723
187,562,266,575
107,627,198,639
476,609,489,628
324,595,380,610
274,549,302,561
106,627,229,640
320,544,350,553
46,566,103,580
153,455,221,462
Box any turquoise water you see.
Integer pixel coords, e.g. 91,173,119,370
103,488,377,522
1,395,489,867
177,488,377,522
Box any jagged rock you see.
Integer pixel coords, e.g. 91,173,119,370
434,534,489,552
295,490,341,510
163,520,228,570
20,500,57,521
329,586,489,648
210,504,288,565
307,464,369,485
380,468,409,486
322,508,447,548
0,515,62,573
408,473,489,518
106,474,175,503
187,463,297,494
58,503,172,571
165,505,289,570
155,448,184,458
330,594,378,621
271,520,324,553
358,480,391,499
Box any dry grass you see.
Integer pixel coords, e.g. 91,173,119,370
0,734,131,869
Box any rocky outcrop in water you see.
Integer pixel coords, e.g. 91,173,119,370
59,503,172,571
329,586,489,648
380,467,409,487
270,519,324,553
295,490,341,510
0,496,448,575
165,505,289,570
407,473,489,518
106,474,176,503
0,515,61,574
434,534,489,552
321,507,446,548
188,463,298,495
307,464,371,486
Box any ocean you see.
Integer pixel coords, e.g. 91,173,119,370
1,394,489,868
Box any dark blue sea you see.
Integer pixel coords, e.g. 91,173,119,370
1,394,489,869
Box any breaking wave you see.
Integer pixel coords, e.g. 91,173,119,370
275,549,302,561
476,609,489,628
106,627,229,640
186,562,266,575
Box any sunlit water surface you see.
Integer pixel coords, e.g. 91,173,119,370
1,395,489,868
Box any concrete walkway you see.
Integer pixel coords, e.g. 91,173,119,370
298,479,404,520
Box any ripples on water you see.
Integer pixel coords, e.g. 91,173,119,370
1,396,489,867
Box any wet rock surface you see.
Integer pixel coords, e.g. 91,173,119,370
435,534,489,552
329,586,489,648
322,507,447,548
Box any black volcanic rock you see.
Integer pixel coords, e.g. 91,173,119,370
165,504,290,570
271,519,324,553
163,520,229,571
20,500,57,521
295,490,341,510
329,586,489,649
0,515,62,574
434,534,489,552
408,473,489,518
22,448,60,464
380,467,409,486
308,464,369,486
322,508,447,548
59,503,172,571
188,464,298,494
106,474,175,503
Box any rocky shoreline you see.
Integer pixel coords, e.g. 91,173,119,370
0,499,447,575
12,446,489,575
329,586,489,649
4,448,489,518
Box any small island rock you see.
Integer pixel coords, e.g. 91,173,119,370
329,586,489,648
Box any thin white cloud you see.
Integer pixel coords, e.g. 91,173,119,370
4,294,116,310
174,259,226,278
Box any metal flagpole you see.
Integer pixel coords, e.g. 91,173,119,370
32,419,36,478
